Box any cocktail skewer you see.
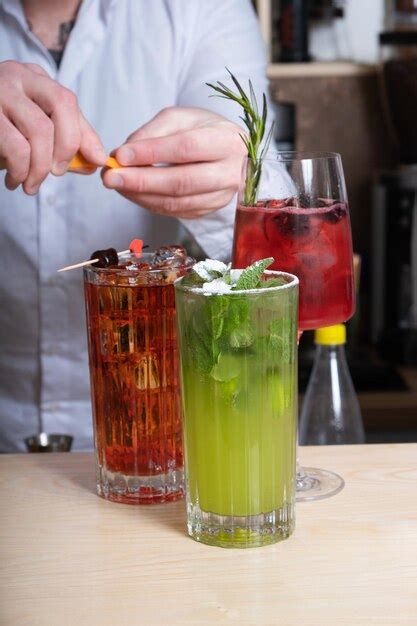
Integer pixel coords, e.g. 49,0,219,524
58,249,130,273
57,239,147,273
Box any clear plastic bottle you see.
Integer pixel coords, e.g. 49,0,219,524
299,324,366,445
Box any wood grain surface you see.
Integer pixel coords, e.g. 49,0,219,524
0,445,416,626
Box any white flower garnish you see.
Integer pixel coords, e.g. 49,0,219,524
193,259,228,282
202,278,233,294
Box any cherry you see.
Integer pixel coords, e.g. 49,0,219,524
322,203,347,224
272,212,311,237
265,199,287,209
90,248,118,268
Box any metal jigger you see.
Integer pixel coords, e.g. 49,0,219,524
24,413,73,453
25,432,73,453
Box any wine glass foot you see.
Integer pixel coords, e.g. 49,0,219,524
296,467,345,502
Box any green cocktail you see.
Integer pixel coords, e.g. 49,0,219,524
175,259,298,548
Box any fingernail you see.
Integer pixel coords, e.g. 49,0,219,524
105,172,124,188
5,181,19,191
53,160,70,176
25,185,39,196
118,147,134,165
5,174,19,191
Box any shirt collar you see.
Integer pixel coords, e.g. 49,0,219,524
1,1,26,28
1,0,118,86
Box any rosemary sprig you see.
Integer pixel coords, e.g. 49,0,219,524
206,68,274,206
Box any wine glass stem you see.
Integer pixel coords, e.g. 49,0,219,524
296,330,305,489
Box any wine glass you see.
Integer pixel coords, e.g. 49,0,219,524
232,151,355,500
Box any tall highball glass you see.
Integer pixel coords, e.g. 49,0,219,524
84,251,194,504
175,270,298,547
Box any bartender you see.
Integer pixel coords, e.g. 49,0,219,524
0,0,268,451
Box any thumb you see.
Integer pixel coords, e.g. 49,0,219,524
115,107,208,165
123,106,206,143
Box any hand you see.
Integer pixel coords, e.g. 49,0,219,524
102,107,246,219
0,61,107,194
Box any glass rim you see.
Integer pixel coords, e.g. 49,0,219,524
83,251,195,278
246,150,341,163
174,269,299,295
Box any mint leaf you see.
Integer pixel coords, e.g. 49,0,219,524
191,339,213,374
210,353,240,382
223,298,249,336
233,257,274,291
206,295,229,340
262,277,285,289
186,302,219,374
269,318,293,362
188,306,218,373
230,322,254,348
180,272,204,288
223,264,232,285
218,378,239,404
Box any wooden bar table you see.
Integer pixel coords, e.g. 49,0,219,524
1,444,416,626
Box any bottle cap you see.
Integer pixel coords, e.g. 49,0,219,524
315,324,346,345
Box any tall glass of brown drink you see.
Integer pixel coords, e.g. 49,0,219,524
84,247,194,504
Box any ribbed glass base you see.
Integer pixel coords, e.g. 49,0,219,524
187,502,295,548
97,466,184,504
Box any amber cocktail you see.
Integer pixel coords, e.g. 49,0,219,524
84,247,194,504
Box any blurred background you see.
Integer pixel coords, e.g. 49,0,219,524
252,0,417,442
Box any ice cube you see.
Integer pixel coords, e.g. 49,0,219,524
126,262,150,271
118,322,133,353
162,257,186,269
151,245,187,267
133,355,160,390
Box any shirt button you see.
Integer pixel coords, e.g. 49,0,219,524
47,194,57,207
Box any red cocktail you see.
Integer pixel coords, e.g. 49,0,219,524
233,198,355,331
232,151,354,501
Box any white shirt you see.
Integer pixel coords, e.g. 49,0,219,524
0,0,268,451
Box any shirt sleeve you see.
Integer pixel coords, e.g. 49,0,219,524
175,0,269,261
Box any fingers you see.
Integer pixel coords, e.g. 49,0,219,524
115,124,242,166
6,95,54,194
31,80,81,175
45,88,82,174
23,63,49,77
116,188,235,219
77,113,107,166
104,106,244,218
0,61,106,192
102,160,239,197
0,114,30,190
124,106,212,142
25,72,106,173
